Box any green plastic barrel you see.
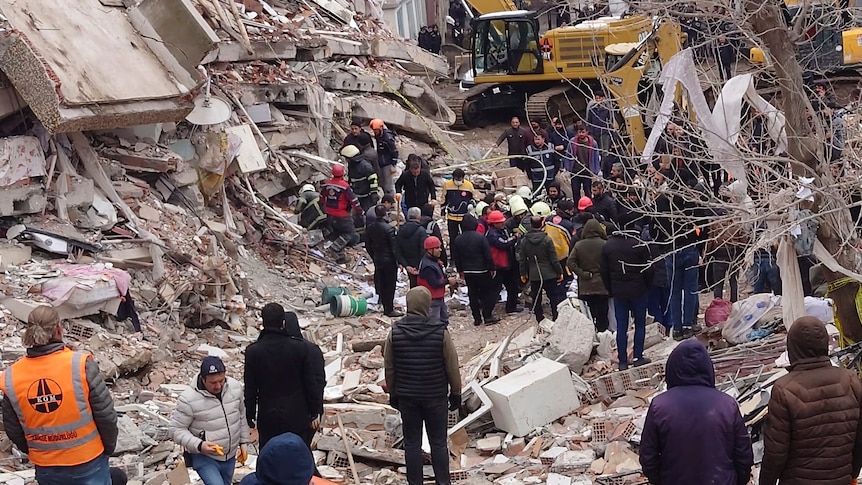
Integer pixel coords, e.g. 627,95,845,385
321,287,349,305
330,295,368,317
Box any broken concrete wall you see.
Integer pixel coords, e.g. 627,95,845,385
0,0,217,132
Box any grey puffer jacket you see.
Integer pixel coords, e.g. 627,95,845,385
170,375,250,461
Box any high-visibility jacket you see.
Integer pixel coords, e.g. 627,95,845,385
0,348,104,466
440,179,475,221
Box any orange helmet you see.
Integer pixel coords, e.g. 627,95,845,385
332,163,345,178
370,119,385,130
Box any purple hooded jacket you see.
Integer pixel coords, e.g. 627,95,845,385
639,340,754,485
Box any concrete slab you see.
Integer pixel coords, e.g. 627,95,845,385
482,358,580,437
370,39,449,77
0,242,31,269
0,184,47,216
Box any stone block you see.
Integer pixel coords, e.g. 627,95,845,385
542,299,595,373
482,358,580,437
0,184,47,216
0,241,30,268
63,175,95,207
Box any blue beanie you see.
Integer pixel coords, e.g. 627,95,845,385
240,433,315,485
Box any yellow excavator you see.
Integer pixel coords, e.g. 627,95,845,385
449,12,681,128
750,0,862,73
601,19,685,154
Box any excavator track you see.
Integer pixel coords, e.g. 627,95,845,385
446,83,497,129
525,84,589,124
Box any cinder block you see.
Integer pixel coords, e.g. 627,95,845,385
482,358,580,437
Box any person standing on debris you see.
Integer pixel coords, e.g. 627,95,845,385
366,205,405,317
585,91,613,162
321,163,363,264
440,168,475,254
760,316,862,485
567,122,601,199
600,216,652,370
418,236,454,326
526,132,560,194
0,305,118,485
639,340,754,485
296,184,327,231
340,145,379,211
245,303,325,450
383,286,461,485
343,119,377,165
567,219,609,331
487,210,523,314
396,207,428,287
371,119,399,197
495,116,531,170
520,216,564,322
171,356,250,485
396,159,437,216
453,214,499,326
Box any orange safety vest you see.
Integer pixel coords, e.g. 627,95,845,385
0,347,104,466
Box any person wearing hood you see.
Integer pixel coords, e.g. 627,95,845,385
384,287,461,485
453,214,499,326
519,216,564,322
171,356,250,485
760,317,862,485
600,214,652,370
244,304,325,450
567,219,609,331
240,433,315,485
639,340,753,485
395,207,428,287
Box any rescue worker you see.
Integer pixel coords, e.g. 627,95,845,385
340,145,379,211
533,201,573,286
384,287,461,485
519,216,565,322
171,356,250,485
296,184,327,231
440,168,475,255
453,214,499,326
371,119,399,197
321,163,363,263
0,305,118,485
417,236,455,326
526,132,560,194
487,210,523,314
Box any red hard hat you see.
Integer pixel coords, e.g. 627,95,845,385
332,163,345,178
578,196,593,211
424,236,441,250
370,119,385,130
487,210,506,224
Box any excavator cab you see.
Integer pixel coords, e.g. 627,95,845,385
472,11,543,76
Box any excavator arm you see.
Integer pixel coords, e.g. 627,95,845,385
601,19,684,154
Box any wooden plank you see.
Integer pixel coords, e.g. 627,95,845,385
225,124,267,174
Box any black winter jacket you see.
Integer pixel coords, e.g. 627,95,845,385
600,231,651,300
591,192,618,222
395,221,426,268
244,330,323,435
395,171,436,209
365,220,401,265
2,342,118,456
453,222,494,274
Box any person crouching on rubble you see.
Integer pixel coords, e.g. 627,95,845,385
321,163,364,264
639,340,753,485
170,356,250,485
759,316,862,485
417,236,455,326
384,286,461,485
0,305,118,485
296,184,327,231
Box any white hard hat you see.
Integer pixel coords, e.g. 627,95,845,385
508,195,528,216
300,184,316,194
474,201,489,217
516,186,532,199
340,145,360,158
530,201,551,217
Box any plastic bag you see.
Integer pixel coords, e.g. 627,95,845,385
705,298,733,327
722,294,776,344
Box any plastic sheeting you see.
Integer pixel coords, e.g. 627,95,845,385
777,236,805,329
641,49,789,189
